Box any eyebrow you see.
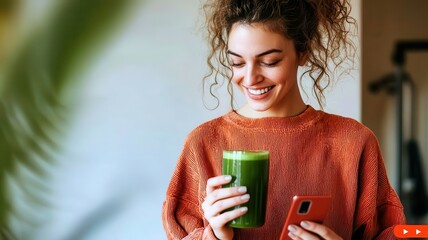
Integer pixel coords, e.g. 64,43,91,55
227,49,283,58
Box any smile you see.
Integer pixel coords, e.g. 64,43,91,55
247,86,274,95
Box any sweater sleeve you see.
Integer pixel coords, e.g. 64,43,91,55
352,133,406,240
162,134,218,240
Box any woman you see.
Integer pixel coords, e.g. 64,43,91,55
162,0,406,239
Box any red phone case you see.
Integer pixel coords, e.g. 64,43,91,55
280,195,332,240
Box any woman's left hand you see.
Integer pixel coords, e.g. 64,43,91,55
287,221,343,240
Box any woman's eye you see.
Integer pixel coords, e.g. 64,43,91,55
262,60,280,67
231,62,244,67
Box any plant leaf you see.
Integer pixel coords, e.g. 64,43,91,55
0,0,136,237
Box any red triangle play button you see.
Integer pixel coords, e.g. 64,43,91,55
394,225,428,238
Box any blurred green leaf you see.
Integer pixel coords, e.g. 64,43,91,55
0,0,135,238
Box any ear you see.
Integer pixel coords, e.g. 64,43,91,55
298,52,308,66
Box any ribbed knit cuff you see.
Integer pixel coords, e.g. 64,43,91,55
203,225,220,240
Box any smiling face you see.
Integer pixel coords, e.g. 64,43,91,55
227,22,307,118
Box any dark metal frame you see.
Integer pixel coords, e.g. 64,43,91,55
392,40,428,198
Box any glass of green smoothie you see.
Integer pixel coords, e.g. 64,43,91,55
222,150,269,228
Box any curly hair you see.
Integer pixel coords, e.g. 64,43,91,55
202,0,356,109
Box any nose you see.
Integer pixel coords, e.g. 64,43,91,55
243,64,263,86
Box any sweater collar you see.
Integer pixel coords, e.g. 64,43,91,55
224,105,321,131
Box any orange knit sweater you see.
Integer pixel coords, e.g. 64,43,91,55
162,106,406,239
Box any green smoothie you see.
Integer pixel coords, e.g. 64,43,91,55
222,150,269,228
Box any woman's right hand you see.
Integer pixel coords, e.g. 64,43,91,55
201,175,250,240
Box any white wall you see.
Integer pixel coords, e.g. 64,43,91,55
31,1,234,239
11,0,361,239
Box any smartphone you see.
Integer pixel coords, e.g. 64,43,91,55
280,195,332,240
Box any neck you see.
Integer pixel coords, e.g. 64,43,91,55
237,99,307,118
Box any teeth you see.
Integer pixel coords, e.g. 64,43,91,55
248,86,273,95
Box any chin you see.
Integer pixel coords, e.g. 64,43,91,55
247,103,271,112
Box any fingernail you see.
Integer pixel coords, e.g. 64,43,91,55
238,186,247,193
288,225,297,233
301,221,310,228
240,194,250,200
288,232,297,239
240,207,248,212
224,175,232,181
